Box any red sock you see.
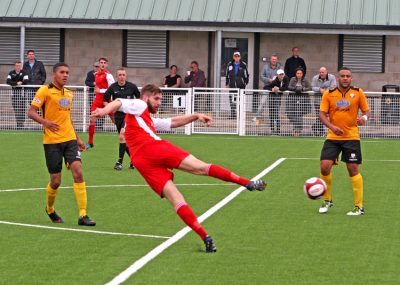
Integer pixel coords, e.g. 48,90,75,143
207,164,250,186
176,202,207,240
88,124,95,145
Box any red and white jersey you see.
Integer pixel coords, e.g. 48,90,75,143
118,98,172,156
93,70,114,105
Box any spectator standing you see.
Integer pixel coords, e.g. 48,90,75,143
287,68,312,136
86,57,115,149
184,61,206,88
6,60,29,129
267,69,289,134
225,51,249,119
311,67,337,136
27,63,96,226
163,65,182,87
184,60,207,111
85,62,100,106
104,68,140,171
254,54,282,122
284,47,307,80
23,50,47,116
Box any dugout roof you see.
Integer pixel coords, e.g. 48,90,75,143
1,0,400,34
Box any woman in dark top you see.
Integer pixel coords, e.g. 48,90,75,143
163,65,182,87
287,67,312,136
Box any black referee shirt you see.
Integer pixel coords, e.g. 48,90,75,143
104,81,140,119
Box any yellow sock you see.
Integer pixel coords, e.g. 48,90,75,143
73,182,87,217
320,173,332,202
46,183,59,214
350,173,363,208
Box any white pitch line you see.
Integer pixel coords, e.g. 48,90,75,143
105,158,286,285
0,220,171,239
287,157,400,162
0,183,233,193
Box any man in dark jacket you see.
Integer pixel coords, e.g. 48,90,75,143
6,60,29,129
23,50,47,114
284,47,307,80
225,51,249,119
23,50,46,85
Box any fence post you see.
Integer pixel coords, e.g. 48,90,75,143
82,86,87,133
185,88,192,135
239,89,246,136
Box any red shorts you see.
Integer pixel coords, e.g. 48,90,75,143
132,140,190,197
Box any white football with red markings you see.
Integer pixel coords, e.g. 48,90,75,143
304,177,327,200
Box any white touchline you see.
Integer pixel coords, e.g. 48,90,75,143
105,158,286,285
0,220,171,239
0,183,233,193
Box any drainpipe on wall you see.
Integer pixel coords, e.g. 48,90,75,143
20,25,25,62
214,29,222,88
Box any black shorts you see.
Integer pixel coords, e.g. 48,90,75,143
114,114,126,134
43,140,82,174
320,140,362,164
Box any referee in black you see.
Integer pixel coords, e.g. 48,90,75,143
104,68,140,170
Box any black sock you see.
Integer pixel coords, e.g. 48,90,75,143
118,143,126,163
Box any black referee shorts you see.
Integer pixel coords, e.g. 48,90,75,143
320,139,362,164
43,140,82,174
114,115,126,134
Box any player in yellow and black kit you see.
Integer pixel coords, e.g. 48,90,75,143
27,62,95,226
318,67,370,216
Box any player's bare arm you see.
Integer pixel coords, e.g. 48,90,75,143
91,99,122,118
27,105,59,132
319,111,344,136
357,109,371,126
171,113,213,128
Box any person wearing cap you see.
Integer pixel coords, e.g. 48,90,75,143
267,69,290,135
225,51,249,119
85,62,100,105
254,54,282,124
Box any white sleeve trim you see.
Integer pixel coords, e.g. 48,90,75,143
152,118,172,131
117,98,147,116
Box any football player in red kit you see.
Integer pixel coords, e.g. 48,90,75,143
91,84,266,253
86,57,115,148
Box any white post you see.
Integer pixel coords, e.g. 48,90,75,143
82,86,87,132
239,89,246,136
185,88,192,135
20,26,25,62
214,30,222,88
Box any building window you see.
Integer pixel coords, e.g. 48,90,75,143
25,28,63,65
0,28,20,64
339,35,385,73
124,30,168,68
0,28,63,65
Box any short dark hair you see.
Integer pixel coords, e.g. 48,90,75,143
339,67,352,73
53,62,69,72
26,50,35,54
295,67,304,73
98,57,108,62
190,61,199,67
140,84,161,98
170,65,178,70
15,60,21,64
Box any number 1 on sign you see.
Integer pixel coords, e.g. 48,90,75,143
173,95,186,108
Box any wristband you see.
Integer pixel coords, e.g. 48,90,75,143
361,115,368,121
